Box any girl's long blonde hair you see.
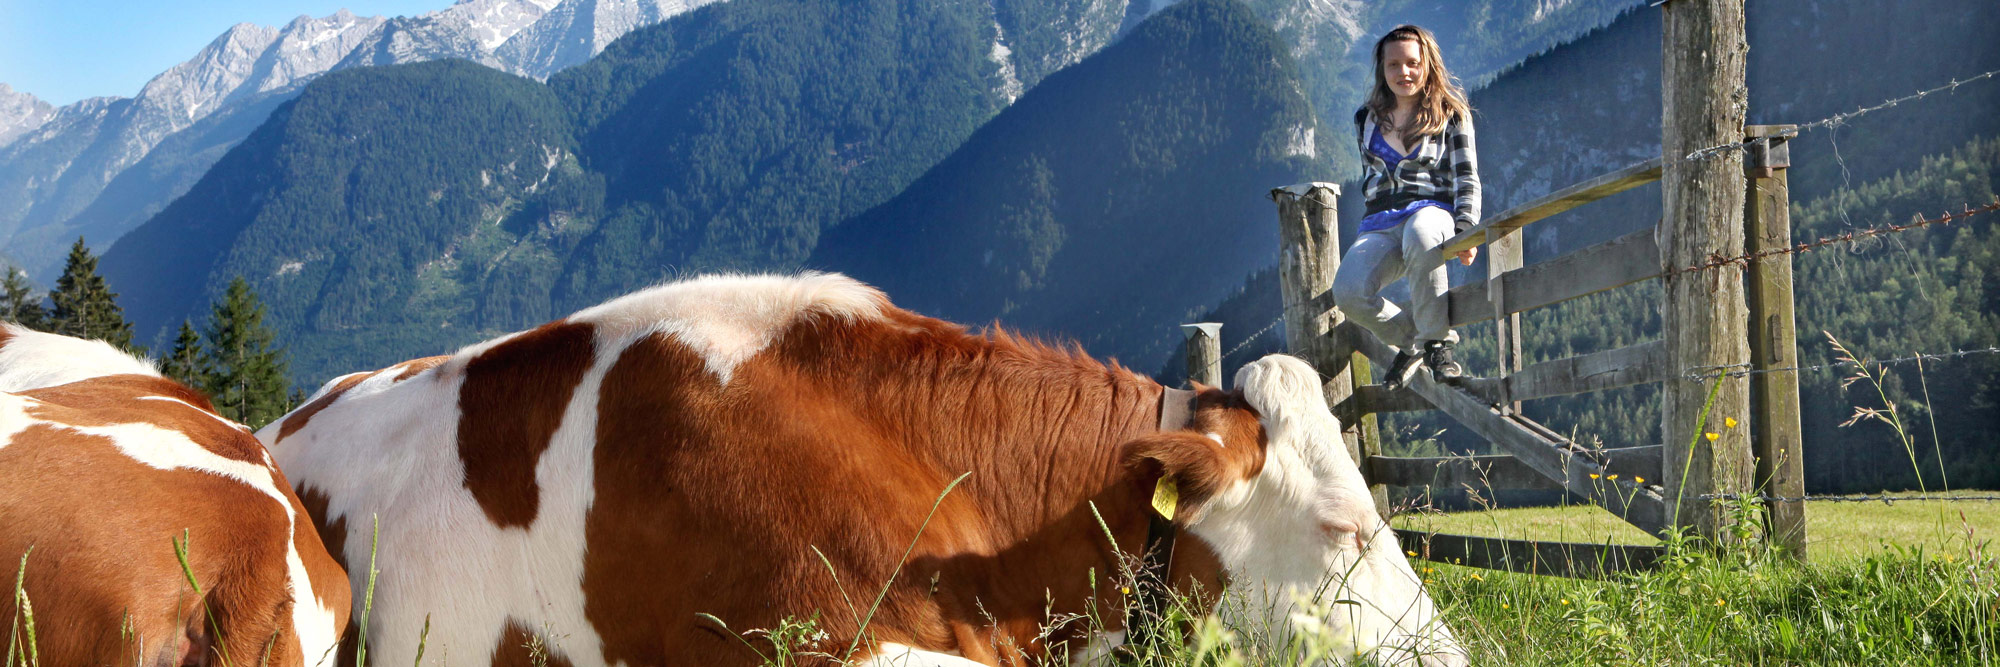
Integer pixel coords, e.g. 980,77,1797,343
1366,24,1470,143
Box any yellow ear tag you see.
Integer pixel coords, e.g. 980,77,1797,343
1151,477,1179,520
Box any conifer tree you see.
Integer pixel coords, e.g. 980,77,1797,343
160,321,208,389
201,278,291,427
46,238,134,349
0,267,44,329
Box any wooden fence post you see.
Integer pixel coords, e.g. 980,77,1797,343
1271,183,1386,513
1660,0,1755,541
1745,125,1807,560
1181,323,1223,388
1486,228,1526,413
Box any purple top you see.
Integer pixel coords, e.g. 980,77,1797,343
1359,126,1450,233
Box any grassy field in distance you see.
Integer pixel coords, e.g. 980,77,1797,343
1392,490,2000,561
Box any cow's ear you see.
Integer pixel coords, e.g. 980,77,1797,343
1121,431,1240,525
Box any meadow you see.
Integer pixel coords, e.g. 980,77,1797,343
724,494,2000,666
1384,494,2000,666
1008,494,2000,666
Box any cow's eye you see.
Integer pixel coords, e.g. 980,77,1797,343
1318,518,1362,549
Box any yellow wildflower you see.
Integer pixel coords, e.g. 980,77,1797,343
1705,432,1720,442
1716,598,1726,607
1608,474,1619,480
1725,417,1738,429
1636,476,1646,484
1560,599,1570,606
1407,550,1418,557
1590,473,1600,479
1500,603,1510,609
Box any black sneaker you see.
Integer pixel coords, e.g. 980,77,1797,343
1424,340,1465,383
1383,348,1423,390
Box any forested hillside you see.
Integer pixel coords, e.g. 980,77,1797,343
542,0,1007,305
104,0,1327,384
103,61,583,379
813,0,1318,370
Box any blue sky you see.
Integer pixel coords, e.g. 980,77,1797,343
0,0,450,106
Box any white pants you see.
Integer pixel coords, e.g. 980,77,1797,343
1331,206,1459,349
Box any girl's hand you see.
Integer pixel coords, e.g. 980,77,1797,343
1457,247,1478,266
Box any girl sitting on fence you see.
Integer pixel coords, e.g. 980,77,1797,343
1333,23,1481,390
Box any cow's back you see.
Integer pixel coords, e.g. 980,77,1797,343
261,275,1013,666
0,373,349,666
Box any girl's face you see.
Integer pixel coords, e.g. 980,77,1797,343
1381,39,1424,101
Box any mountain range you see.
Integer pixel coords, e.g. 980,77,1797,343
78,0,1647,385
1,0,1638,284
0,0,729,281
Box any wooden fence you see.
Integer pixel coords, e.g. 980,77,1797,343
1224,119,1803,577
1171,1,1804,577
1197,3,1783,577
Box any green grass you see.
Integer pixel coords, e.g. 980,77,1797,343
1377,495,2000,665
744,497,2000,665
1394,490,2000,561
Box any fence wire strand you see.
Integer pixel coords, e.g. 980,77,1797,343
1700,493,2000,504
1683,67,2000,162
1670,200,2000,277
1680,346,2000,383
1222,316,1284,360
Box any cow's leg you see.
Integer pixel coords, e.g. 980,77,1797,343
857,643,991,667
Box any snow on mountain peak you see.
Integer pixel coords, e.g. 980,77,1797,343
0,84,55,148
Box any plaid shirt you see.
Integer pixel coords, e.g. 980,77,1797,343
1354,108,1482,233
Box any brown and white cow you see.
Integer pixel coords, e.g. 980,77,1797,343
261,273,1464,666
0,324,350,666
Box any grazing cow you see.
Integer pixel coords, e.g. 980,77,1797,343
0,324,350,666
261,273,1463,666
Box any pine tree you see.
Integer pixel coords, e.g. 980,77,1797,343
201,278,291,427
46,238,134,349
0,267,44,329
160,321,208,389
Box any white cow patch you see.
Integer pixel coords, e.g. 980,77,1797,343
567,272,888,384
263,339,622,666
0,396,36,452
0,324,159,392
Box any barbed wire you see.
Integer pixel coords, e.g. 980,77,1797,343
1700,492,2000,504
1683,67,2000,162
1679,346,2000,383
1222,316,1284,359
1668,200,2000,277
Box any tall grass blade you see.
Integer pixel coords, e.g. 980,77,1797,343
356,515,380,667
692,613,770,662
8,547,33,667
1672,375,1726,528
174,530,232,667
413,614,429,667
1914,354,1948,492
843,471,972,659
807,545,862,629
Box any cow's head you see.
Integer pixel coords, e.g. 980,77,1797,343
1125,354,1465,666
